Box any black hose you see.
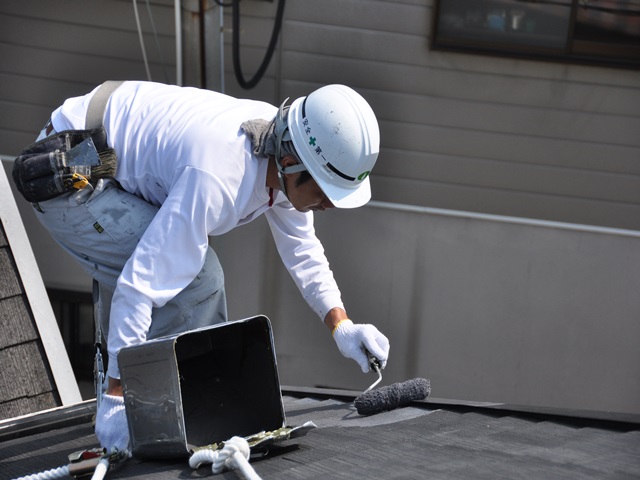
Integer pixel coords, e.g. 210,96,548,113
232,0,286,89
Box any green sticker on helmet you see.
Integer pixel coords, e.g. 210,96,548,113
357,171,370,181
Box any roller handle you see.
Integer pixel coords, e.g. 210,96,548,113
367,351,382,372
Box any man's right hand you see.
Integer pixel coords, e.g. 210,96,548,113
95,393,130,452
332,319,390,373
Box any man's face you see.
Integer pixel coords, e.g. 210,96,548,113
286,173,335,213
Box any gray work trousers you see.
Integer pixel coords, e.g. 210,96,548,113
32,132,227,358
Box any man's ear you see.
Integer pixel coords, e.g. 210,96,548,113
281,155,298,169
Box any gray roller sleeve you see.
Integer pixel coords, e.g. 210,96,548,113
355,378,431,416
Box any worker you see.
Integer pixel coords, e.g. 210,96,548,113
13,81,390,452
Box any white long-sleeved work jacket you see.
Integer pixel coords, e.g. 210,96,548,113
50,81,343,377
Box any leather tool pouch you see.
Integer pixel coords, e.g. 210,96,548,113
13,127,113,203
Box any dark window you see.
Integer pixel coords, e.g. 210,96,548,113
48,289,98,399
432,0,640,69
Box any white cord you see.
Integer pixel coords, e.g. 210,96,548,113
12,465,70,480
144,0,169,82
132,0,153,81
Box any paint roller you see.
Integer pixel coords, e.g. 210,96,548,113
354,354,430,416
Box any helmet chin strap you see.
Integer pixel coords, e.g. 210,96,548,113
275,98,307,200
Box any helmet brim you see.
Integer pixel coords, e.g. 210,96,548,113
321,176,371,209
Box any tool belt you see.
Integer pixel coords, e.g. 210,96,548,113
12,128,116,203
12,80,124,204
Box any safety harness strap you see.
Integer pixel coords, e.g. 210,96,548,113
85,80,125,130
86,80,124,408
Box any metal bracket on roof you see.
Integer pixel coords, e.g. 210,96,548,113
191,420,317,457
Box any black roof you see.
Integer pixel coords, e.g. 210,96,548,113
2,387,640,480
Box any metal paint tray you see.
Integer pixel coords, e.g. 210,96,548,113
118,315,285,459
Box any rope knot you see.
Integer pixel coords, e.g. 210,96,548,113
213,436,251,474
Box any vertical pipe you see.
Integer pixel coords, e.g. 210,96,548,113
219,4,225,93
566,0,579,55
199,0,207,88
175,0,183,86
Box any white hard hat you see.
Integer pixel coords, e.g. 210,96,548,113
287,85,380,209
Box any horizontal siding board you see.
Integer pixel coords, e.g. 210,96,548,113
291,55,640,107
283,22,428,68
219,43,279,83
0,0,176,34
376,149,640,205
419,70,640,118
429,49,640,89
380,121,640,175
369,92,640,147
0,74,98,111
281,52,640,118
216,0,285,20
285,0,430,36
282,4,640,89
0,102,54,136
0,15,176,69
0,132,41,158
371,176,640,231
222,76,278,104
282,51,640,121
0,44,163,85
222,12,291,49
0,43,169,86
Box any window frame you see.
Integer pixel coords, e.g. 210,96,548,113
431,0,640,70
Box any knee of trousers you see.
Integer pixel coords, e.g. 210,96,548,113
183,245,225,300
147,246,227,340
96,246,227,345
94,281,115,345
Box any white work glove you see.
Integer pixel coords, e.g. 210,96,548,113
332,319,390,373
95,394,130,452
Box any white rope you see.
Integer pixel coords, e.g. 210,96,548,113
90,458,110,480
12,465,70,480
13,447,130,480
189,448,220,469
229,450,261,480
190,436,261,479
